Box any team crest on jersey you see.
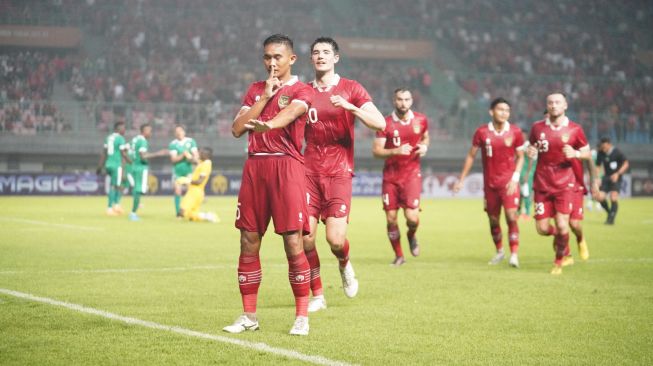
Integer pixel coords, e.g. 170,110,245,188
412,121,421,134
504,135,513,147
561,133,570,143
278,95,290,109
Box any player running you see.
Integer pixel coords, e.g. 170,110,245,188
372,88,429,266
595,137,629,225
526,93,590,275
302,37,385,313
454,98,525,268
169,125,199,217
128,123,168,221
223,34,314,336
97,121,131,216
178,147,218,223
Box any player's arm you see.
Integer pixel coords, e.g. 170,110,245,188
140,149,168,161
563,144,591,160
331,96,385,131
506,148,525,195
611,155,629,183
415,130,430,157
120,147,132,164
190,173,207,185
585,157,599,195
453,145,479,194
372,137,412,159
232,66,281,137
244,101,308,132
96,146,107,174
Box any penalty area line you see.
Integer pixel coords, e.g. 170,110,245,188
0,288,356,366
0,217,104,232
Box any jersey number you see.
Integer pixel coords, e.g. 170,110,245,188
537,139,549,153
383,193,390,206
485,144,492,157
535,202,545,215
236,202,241,220
307,108,318,124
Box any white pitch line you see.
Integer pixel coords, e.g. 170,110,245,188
0,263,292,275
0,217,104,232
0,288,356,366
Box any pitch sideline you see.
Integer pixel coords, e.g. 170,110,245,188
0,288,356,366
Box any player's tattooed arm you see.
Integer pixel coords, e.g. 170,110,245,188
331,96,385,131
232,66,279,137
372,138,412,159
453,145,479,194
245,101,308,132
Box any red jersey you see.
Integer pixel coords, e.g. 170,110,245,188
376,110,429,181
304,75,372,176
472,122,525,190
528,117,589,193
241,76,313,163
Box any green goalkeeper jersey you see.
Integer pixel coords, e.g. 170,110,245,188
130,135,149,168
104,132,127,168
168,137,198,177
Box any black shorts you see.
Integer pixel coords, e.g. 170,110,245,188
600,176,621,193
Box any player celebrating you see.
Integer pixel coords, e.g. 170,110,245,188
526,93,590,275
372,88,429,266
169,124,199,217
178,147,218,223
223,34,314,336
595,137,629,225
97,121,131,216
128,123,168,221
302,37,385,312
454,98,525,268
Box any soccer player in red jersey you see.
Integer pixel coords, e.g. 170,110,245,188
454,98,525,268
562,156,598,264
302,37,385,312
223,34,314,336
526,93,591,275
373,88,429,266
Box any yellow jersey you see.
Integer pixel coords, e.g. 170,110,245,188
190,159,212,191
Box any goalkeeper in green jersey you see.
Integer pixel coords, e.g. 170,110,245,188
97,121,131,216
168,125,199,217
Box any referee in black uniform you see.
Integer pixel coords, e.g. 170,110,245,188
595,137,629,225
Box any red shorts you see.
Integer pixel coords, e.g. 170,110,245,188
533,190,573,220
570,189,584,221
484,186,520,216
305,174,352,222
235,156,310,235
382,174,422,211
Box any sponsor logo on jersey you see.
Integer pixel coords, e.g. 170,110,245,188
278,95,290,109
561,133,570,143
540,132,546,139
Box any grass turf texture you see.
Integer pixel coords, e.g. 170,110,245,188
1,196,652,365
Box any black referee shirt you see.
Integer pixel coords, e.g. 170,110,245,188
597,147,627,176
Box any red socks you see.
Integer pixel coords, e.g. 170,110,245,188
490,225,503,251
387,224,403,257
554,233,570,265
508,220,519,254
331,239,350,268
304,247,323,297
238,254,261,314
287,252,310,317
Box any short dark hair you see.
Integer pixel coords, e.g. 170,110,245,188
263,34,293,50
201,147,213,156
311,37,339,54
174,124,186,131
394,87,412,95
600,136,612,144
490,97,510,109
548,92,567,100
140,123,151,132
113,121,125,131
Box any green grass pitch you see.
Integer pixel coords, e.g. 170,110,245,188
1,196,652,365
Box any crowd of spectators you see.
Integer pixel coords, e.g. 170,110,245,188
1,0,651,143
